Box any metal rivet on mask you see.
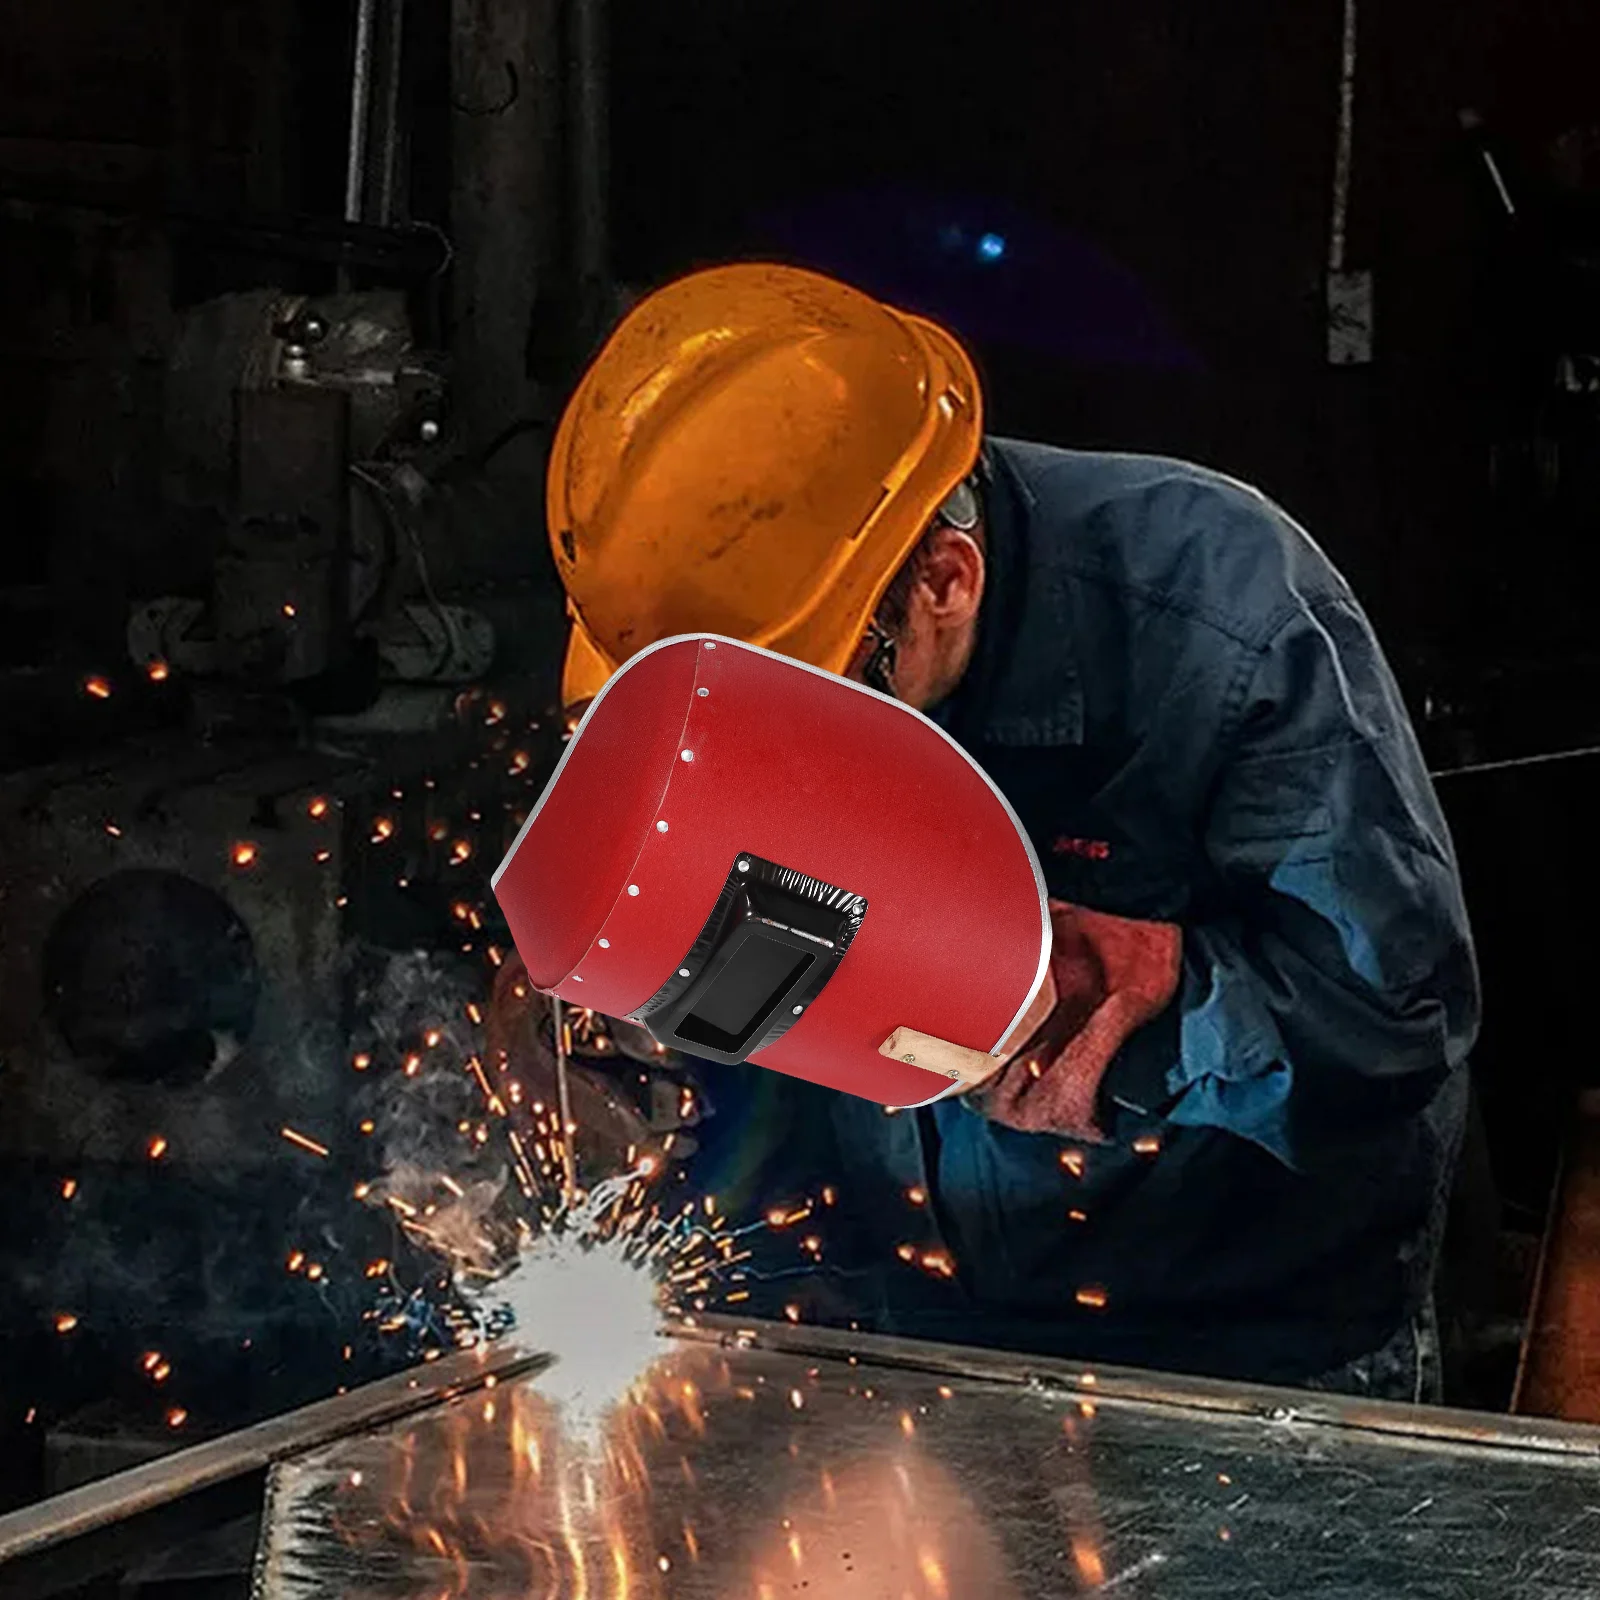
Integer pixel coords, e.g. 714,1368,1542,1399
627,885,640,896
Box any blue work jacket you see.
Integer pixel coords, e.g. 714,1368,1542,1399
689,438,1480,1385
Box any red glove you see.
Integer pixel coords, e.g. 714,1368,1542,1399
979,900,1181,1140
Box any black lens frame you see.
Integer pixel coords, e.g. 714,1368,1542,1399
631,852,867,1066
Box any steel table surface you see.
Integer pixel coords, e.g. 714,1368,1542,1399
252,1320,1600,1599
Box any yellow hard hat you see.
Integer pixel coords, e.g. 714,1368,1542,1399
548,262,983,707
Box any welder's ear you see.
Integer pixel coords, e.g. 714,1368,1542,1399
916,524,985,624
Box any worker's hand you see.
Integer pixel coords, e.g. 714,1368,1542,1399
978,900,1181,1140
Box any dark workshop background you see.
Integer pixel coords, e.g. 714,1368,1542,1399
0,0,1597,1519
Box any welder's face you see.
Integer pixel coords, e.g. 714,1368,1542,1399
845,524,986,711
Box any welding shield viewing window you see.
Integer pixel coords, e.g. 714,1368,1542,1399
633,853,867,1066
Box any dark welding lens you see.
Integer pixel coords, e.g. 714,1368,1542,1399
633,853,867,1066
674,937,815,1056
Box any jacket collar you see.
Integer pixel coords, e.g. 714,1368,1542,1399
931,438,1085,749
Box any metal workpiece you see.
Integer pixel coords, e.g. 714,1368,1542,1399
0,1344,546,1568
252,1320,1600,1599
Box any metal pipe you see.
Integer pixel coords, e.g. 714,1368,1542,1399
374,0,407,227
1328,0,1358,275
344,0,380,224
568,0,610,300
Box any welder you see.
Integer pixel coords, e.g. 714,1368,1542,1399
545,263,1480,1401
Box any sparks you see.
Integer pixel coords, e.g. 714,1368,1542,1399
146,659,170,682
54,1313,78,1334
165,1407,187,1429
147,1135,168,1161
307,796,330,819
83,676,112,699
60,1178,77,1200
280,1126,330,1159
231,841,258,868
1075,1285,1109,1309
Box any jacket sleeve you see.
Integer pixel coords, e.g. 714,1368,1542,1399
1122,594,1480,1168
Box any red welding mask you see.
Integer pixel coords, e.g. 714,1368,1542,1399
491,636,1053,1108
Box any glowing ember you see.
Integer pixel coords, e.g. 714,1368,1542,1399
308,796,330,818
83,676,112,699
165,1407,187,1429
1060,1149,1086,1177
146,660,170,682
1075,1285,1109,1309
280,1126,330,1159
1133,1134,1162,1155
231,841,258,868
147,1136,168,1161
60,1179,77,1200
54,1313,78,1334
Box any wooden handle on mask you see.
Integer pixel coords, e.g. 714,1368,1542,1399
878,970,1059,1095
